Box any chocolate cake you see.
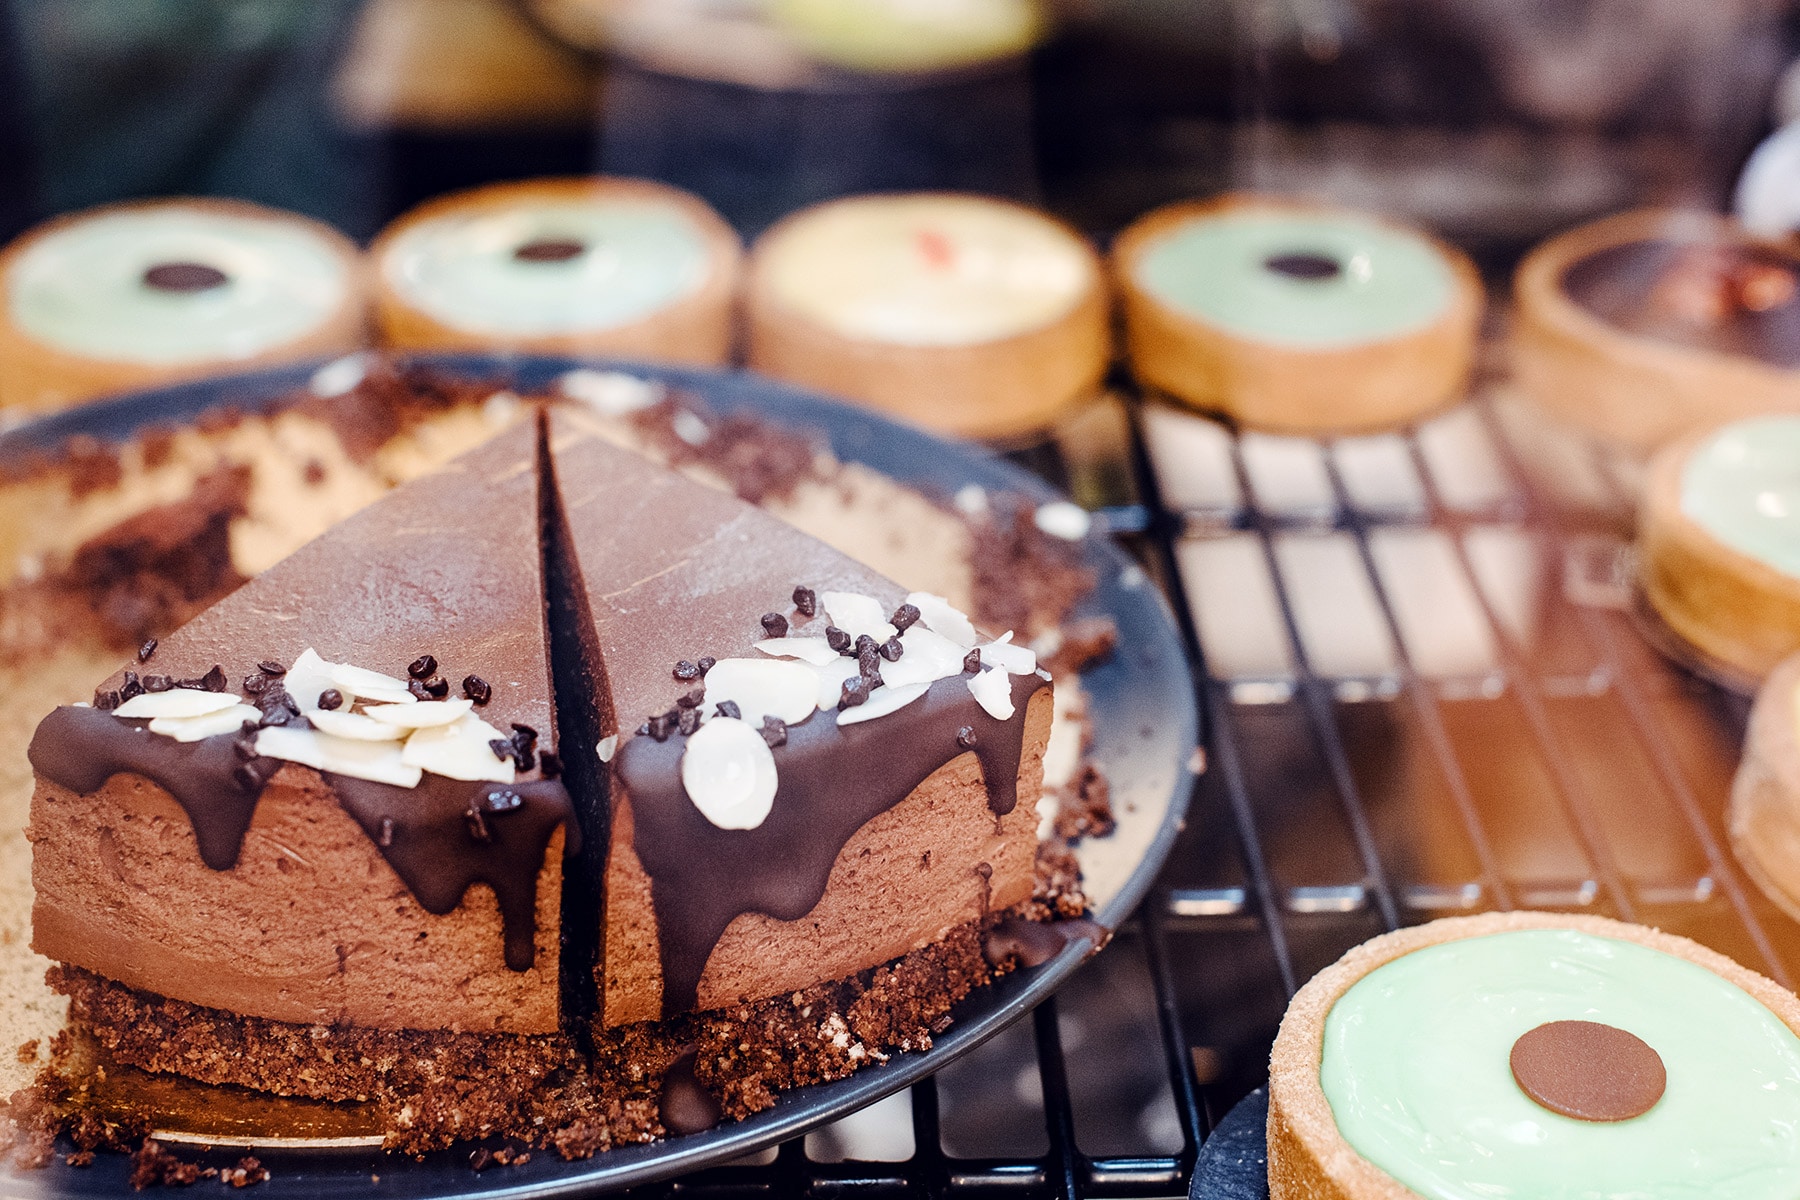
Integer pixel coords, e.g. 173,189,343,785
12,392,1094,1162
27,419,576,1035
545,408,1053,1025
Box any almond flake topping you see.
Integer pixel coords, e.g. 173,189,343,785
114,690,242,719
149,704,261,742
753,637,841,667
905,592,976,649
821,591,897,644
699,658,819,727
968,667,1016,720
681,717,777,830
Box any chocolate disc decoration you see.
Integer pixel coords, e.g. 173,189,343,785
1263,252,1342,281
513,238,587,263
1510,1019,1666,1122
142,261,230,292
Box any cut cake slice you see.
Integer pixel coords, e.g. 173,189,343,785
27,416,576,1038
544,407,1053,1026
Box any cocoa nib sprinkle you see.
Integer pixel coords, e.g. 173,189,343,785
257,660,286,677
715,700,742,720
760,612,789,638
761,715,787,747
963,649,982,674
317,688,343,711
674,686,705,710
697,656,716,675
142,674,171,692
825,626,851,654
880,637,904,662
792,586,817,617
957,726,978,749
678,707,701,736
840,676,869,708
538,750,562,778
890,603,920,633
463,675,492,705
137,639,157,662
119,672,143,701
673,660,701,681
408,655,437,680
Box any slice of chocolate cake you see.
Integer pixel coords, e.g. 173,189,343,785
26,418,576,1038
543,407,1053,1027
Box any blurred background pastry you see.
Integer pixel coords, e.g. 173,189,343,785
1111,195,1482,435
746,192,1107,440
0,198,364,415
1514,209,1800,457
370,176,741,364
1640,415,1800,685
1732,652,1800,926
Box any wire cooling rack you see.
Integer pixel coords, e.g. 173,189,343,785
621,373,1782,1198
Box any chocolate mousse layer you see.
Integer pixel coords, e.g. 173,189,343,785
545,408,1050,1024
28,418,575,1034
1562,238,1800,368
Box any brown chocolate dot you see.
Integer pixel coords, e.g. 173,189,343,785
761,612,789,638
142,261,228,292
513,238,586,263
462,675,491,705
1263,252,1341,281
825,626,852,654
673,660,701,681
715,700,742,720
891,603,921,632
143,674,171,693
696,657,716,676
761,715,787,748
792,586,817,618
1510,1020,1665,1122
408,655,437,680
137,638,158,662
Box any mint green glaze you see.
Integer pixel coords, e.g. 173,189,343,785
1320,929,1800,1200
6,208,348,364
1680,417,1800,579
383,201,708,336
1134,211,1454,349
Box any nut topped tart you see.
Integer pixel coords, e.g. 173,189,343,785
27,418,576,1035
1268,912,1800,1200
546,407,1053,1025
1514,208,1800,455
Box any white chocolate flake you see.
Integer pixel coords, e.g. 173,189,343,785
114,689,242,719
879,626,966,689
365,699,473,729
597,734,619,763
284,648,337,713
148,704,261,742
836,682,929,726
255,725,423,788
331,663,414,697
980,638,1037,675
400,714,515,783
680,717,777,830
754,636,841,666
811,658,862,711
968,669,1015,720
905,591,977,648
701,658,819,726
822,591,897,644
308,709,405,742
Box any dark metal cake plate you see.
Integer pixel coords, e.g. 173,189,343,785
0,353,1200,1198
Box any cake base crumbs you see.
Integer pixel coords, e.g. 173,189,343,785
15,842,1086,1175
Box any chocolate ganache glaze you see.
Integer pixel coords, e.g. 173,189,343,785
28,417,574,972
616,670,1045,1016
30,705,576,971
1562,238,1800,368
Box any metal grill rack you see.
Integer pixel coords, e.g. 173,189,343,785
628,375,1784,1198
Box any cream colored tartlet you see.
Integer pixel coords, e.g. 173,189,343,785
0,198,366,415
746,192,1109,441
371,176,742,365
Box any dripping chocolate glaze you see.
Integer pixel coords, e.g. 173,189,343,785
29,706,272,871
616,671,1047,1018
29,705,576,971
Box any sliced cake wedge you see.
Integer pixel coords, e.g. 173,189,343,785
544,406,1053,1027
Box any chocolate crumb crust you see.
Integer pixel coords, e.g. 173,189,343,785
37,876,1090,1161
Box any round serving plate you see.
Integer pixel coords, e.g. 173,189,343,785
0,353,1199,1197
